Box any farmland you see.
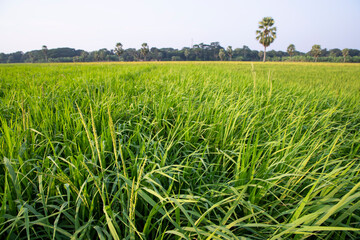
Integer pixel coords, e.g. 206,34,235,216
1,62,360,239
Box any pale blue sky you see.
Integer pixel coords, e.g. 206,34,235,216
0,0,359,53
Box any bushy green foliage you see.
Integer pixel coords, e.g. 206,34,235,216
1,46,360,63
0,62,360,239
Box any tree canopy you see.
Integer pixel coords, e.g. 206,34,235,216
1,43,360,64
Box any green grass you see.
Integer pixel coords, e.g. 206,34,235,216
1,62,360,239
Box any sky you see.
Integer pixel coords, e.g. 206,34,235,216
0,0,359,54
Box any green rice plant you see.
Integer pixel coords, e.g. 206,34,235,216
0,62,359,239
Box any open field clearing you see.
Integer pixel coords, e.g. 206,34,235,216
1,62,360,239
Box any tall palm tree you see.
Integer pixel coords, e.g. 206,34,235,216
226,46,233,61
287,44,295,60
42,45,48,62
310,44,321,62
256,17,277,62
114,43,124,61
141,43,149,61
342,48,349,63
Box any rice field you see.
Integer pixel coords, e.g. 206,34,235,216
0,62,360,239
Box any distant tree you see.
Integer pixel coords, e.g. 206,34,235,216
128,48,140,61
219,49,226,61
210,42,220,48
98,49,107,61
171,56,181,61
256,17,277,62
99,51,105,61
42,45,48,62
310,44,321,62
0,53,5,63
348,49,360,57
321,48,329,58
184,49,190,60
80,51,89,62
287,44,295,60
193,45,201,60
342,48,349,63
8,51,23,63
28,52,34,63
258,51,264,61
327,49,340,58
73,56,81,62
7,55,14,63
141,43,149,61
242,45,251,60
93,51,99,61
151,47,160,61
226,46,233,61
158,52,163,61
114,43,124,61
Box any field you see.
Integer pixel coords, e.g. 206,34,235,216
1,62,360,239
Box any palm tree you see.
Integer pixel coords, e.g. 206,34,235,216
219,49,226,61
42,45,48,62
310,44,321,62
342,48,349,63
287,44,295,60
141,43,149,61
226,46,233,61
114,43,124,61
256,17,277,62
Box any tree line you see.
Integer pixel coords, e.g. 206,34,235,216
1,44,359,64
1,17,359,63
